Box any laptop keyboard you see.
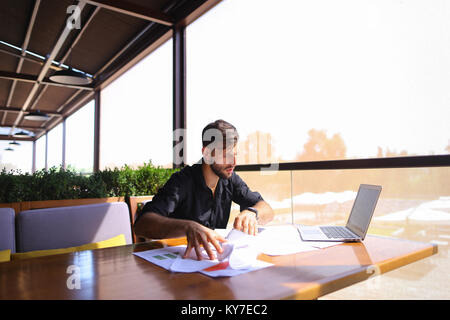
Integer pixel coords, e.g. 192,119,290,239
320,226,357,239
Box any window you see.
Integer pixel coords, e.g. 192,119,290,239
186,0,450,164
35,136,46,171
100,39,173,169
46,123,63,169
0,140,32,173
65,100,94,173
234,165,450,298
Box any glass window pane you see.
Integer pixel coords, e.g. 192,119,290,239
236,166,449,298
66,100,94,173
35,136,46,171
227,170,292,228
186,0,450,164
0,140,33,173
291,168,450,227
291,166,449,299
100,39,173,169
47,123,63,169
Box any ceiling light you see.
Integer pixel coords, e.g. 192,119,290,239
24,110,50,121
9,141,20,146
49,68,92,85
13,130,30,138
4,147,14,151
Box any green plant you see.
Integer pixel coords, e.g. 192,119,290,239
0,161,178,203
125,161,177,196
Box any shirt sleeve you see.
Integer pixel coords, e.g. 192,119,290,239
135,173,185,223
231,173,264,211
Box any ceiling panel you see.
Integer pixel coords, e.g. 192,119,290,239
0,0,34,47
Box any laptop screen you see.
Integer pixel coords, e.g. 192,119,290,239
346,184,382,238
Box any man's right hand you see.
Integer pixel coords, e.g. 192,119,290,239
183,221,227,261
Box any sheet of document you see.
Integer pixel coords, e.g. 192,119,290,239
220,225,342,255
133,241,273,277
133,246,186,270
255,225,318,255
133,225,342,276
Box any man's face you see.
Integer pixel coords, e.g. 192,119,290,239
204,145,237,179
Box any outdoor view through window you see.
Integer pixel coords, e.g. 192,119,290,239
185,0,450,298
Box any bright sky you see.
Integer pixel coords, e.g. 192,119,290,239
1,0,449,172
100,40,173,169
0,140,32,172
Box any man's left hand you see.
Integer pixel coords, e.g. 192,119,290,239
233,210,258,235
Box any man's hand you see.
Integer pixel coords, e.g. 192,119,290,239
233,210,258,235
183,221,227,261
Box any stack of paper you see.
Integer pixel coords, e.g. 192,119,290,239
133,225,342,277
133,229,273,277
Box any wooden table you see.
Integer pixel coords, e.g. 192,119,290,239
0,235,437,300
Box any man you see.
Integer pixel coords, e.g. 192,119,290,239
134,119,274,261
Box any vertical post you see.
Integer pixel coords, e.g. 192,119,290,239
45,133,48,171
62,118,66,170
32,140,36,173
290,170,294,224
93,89,101,172
173,24,186,168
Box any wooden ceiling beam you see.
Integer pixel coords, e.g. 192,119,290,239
0,135,35,142
85,0,174,26
0,70,94,91
1,0,41,127
0,47,63,70
0,106,62,117
8,1,88,135
10,125,46,131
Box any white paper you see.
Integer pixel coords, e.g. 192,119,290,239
214,228,230,239
223,229,260,268
225,228,255,243
133,240,273,277
133,225,342,276
180,241,232,261
133,246,184,270
255,225,318,255
229,244,258,269
219,226,342,256
168,242,234,272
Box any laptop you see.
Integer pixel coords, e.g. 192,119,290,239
297,184,382,242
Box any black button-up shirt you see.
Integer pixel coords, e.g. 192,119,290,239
136,162,263,229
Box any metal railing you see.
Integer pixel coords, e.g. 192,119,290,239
234,154,450,172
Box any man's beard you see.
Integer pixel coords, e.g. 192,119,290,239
210,163,233,179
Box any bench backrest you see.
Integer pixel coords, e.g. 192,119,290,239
0,208,15,253
16,202,132,252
